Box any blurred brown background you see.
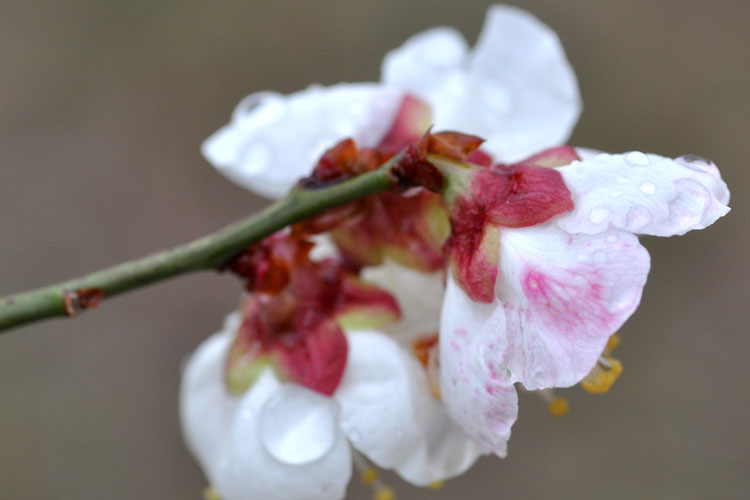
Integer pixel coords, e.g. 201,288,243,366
1,1,748,499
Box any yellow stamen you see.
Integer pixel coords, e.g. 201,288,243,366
203,486,221,500
606,333,621,352
547,396,570,417
428,480,445,490
374,486,396,500
361,467,379,486
581,354,623,394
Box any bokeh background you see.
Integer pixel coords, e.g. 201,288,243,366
1,1,748,499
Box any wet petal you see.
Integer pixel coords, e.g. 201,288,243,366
214,372,352,500
496,225,650,389
334,331,484,485
438,278,518,455
556,152,730,236
203,84,401,199
181,314,352,500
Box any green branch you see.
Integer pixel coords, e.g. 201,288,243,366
0,157,400,333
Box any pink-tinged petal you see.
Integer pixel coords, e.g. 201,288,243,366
556,152,730,236
202,84,401,199
439,278,518,455
334,331,484,485
180,318,352,500
361,261,445,342
496,225,650,389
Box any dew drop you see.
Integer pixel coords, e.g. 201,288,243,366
639,181,656,195
611,189,624,198
625,151,650,166
617,176,629,184
626,206,651,231
676,154,715,174
589,206,610,224
259,385,337,465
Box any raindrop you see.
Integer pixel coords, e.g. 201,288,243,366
626,206,651,231
676,154,715,174
639,181,656,195
625,151,650,166
611,190,624,198
259,385,337,465
589,206,610,224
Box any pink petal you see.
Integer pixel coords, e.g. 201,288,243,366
439,277,518,455
496,225,650,389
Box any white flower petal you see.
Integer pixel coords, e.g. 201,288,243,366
361,260,445,342
214,373,352,500
180,314,351,500
180,314,241,476
381,27,469,104
203,84,402,199
495,225,650,389
467,5,581,161
438,277,518,455
557,152,730,236
334,330,483,485
382,5,580,162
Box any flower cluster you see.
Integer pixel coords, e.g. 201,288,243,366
181,5,729,499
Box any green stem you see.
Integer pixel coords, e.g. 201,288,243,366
0,158,399,333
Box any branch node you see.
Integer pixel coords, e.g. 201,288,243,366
62,288,106,317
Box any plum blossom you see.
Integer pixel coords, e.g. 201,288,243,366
435,149,730,452
181,316,483,500
202,5,580,199
181,234,483,499
183,0,733,494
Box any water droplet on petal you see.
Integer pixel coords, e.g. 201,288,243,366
259,385,337,465
625,151,650,166
617,176,629,184
639,181,656,195
611,189,624,198
589,206,610,224
626,205,651,231
676,154,716,174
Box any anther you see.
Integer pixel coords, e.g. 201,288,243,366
581,334,624,394
203,486,221,500
538,389,570,417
